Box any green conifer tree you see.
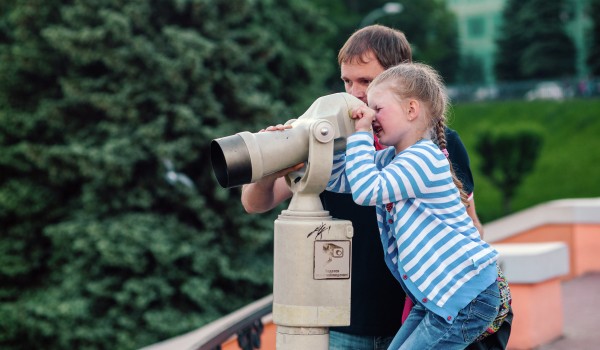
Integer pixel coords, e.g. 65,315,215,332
0,0,334,348
495,0,529,81
496,0,576,80
519,0,577,79
587,0,600,76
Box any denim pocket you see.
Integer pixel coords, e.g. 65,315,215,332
462,282,501,342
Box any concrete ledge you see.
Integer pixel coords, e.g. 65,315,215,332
494,242,570,350
508,279,564,350
494,242,569,283
485,198,600,243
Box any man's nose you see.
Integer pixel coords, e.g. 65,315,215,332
349,87,367,103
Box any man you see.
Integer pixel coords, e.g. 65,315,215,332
241,25,511,350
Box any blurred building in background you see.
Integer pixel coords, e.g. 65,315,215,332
446,0,592,85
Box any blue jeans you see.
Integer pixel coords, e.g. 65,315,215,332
388,281,501,350
329,330,393,350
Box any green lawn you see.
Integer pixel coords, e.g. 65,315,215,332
449,98,600,223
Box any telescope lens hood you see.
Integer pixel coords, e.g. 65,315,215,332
211,134,252,188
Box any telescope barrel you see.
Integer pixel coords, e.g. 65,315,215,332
211,127,310,188
210,93,364,189
210,134,253,188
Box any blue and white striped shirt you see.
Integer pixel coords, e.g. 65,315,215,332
327,132,498,323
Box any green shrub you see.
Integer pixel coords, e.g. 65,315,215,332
450,98,600,222
475,125,543,214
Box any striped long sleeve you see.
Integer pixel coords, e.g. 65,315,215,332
328,131,498,323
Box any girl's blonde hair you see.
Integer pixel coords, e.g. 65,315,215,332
369,63,468,204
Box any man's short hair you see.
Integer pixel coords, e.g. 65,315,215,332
338,24,412,69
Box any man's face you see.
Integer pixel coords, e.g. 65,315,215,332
340,52,385,104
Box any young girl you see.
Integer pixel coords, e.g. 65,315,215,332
327,62,507,349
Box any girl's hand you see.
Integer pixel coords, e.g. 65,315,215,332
351,106,376,132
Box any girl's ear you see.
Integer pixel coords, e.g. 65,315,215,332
407,99,420,121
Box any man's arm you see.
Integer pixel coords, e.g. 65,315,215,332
467,196,484,238
240,124,303,213
445,128,484,237
240,165,301,213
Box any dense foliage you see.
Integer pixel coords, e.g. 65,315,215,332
306,0,460,87
377,0,460,83
495,0,577,81
0,0,334,348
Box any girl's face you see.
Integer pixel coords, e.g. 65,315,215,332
367,83,420,153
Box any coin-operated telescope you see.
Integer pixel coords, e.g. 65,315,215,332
211,93,364,350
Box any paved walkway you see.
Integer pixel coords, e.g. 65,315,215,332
538,273,600,350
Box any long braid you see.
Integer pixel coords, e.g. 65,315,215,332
434,118,469,205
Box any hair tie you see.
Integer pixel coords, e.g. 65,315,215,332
442,148,449,158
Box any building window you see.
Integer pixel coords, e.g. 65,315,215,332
467,16,485,38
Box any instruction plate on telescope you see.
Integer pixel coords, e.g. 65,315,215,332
314,240,351,280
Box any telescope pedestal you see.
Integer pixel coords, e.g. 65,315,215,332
276,326,328,349
210,93,366,349
273,209,353,350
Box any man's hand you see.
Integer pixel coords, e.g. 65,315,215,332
260,124,291,132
